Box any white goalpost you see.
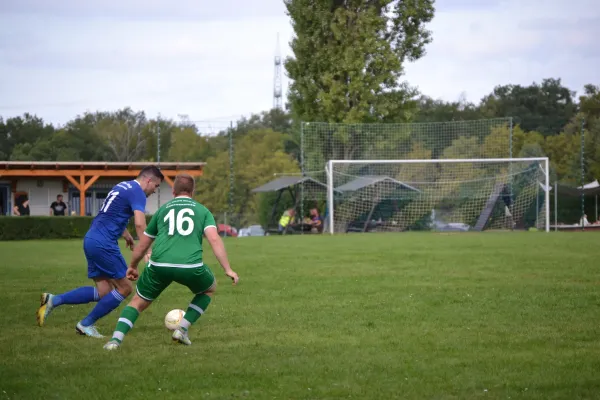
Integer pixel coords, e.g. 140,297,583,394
325,157,550,234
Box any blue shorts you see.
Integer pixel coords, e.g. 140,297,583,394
83,236,127,280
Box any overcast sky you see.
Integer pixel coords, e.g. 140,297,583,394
0,0,598,130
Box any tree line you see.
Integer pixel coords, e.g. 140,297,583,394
1,0,599,223
1,78,598,221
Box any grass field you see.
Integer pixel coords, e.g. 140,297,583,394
1,232,599,399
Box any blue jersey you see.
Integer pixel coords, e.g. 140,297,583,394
86,180,147,245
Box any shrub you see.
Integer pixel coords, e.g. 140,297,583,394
0,215,152,241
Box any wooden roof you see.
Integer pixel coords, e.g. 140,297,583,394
0,161,205,171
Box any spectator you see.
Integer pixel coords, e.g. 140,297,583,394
50,194,67,216
13,194,30,216
580,214,591,226
278,208,295,234
309,208,323,233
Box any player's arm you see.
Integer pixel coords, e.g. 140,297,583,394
130,189,148,241
130,233,154,268
127,212,158,281
122,227,133,240
204,226,239,284
133,211,147,240
126,233,154,281
122,227,135,250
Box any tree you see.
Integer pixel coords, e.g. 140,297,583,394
480,78,577,136
59,115,114,161
234,109,298,161
231,108,292,137
210,109,297,159
0,118,8,160
195,129,300,223
577,85,600,180
167,126,212,162
141,117,175,162
0,113,54,160
578,84,600,117
9,127,112,161
543,132,581,183
92,107,148,161
284,0,434,124
396,142,436,183
414,95,482,123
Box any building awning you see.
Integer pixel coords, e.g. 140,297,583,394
335,175,420,192
556,180,600,196
252,176,330,193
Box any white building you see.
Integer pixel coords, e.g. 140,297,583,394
0,161,205,216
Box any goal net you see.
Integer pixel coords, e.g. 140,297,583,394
301,118,514,174
325,158,550,234
299,119,516,226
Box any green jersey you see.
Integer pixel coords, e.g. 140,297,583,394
144,196,216,268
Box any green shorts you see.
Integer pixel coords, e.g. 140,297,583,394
135,264,216,301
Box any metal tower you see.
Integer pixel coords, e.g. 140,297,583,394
273,33,283,110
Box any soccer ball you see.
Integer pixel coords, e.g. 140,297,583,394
164,309,185,330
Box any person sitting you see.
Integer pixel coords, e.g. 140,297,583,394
278,208,295,234
580,214,591,226
13,194,30,216
309,208,323,233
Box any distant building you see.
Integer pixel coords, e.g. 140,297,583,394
0,161,205,216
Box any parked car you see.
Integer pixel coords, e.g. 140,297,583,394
238,224,266,237
218,224,238,237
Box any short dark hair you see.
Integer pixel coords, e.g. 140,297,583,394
173,174,195,196
137,166,164,181
57,194,63,198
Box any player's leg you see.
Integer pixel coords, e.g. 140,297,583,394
36,238,107,327
103,265,171,350
103,294,152,350
171,266,216,345
77,277,131,337
76,243,133,337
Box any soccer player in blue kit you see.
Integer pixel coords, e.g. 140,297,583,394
36,166,164,338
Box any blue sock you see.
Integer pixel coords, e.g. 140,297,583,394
52,287,99,307
80,289,126,327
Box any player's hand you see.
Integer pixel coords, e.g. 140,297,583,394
225,270,239,285
126,267,139,281
124,236,135,251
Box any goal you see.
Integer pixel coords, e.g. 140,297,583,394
325,158,550,234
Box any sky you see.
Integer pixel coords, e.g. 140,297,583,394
0,0,598,131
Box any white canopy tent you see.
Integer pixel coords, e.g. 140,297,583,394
552,179,600,230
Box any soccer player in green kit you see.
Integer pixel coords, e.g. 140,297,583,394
103,173,239,350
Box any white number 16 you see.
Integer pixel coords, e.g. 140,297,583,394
164,208,195,236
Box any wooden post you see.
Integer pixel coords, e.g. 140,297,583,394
63,175,100,215
80,175,86,216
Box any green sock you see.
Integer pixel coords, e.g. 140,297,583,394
180,294,211,332
111,306,140,343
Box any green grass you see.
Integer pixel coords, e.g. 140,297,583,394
1,232,600,399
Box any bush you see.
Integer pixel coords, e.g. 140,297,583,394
0,215,153,241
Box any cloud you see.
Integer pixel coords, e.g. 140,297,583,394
0,0,598,127
0,1,293,128
0,0,284,22
403,0,600,103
